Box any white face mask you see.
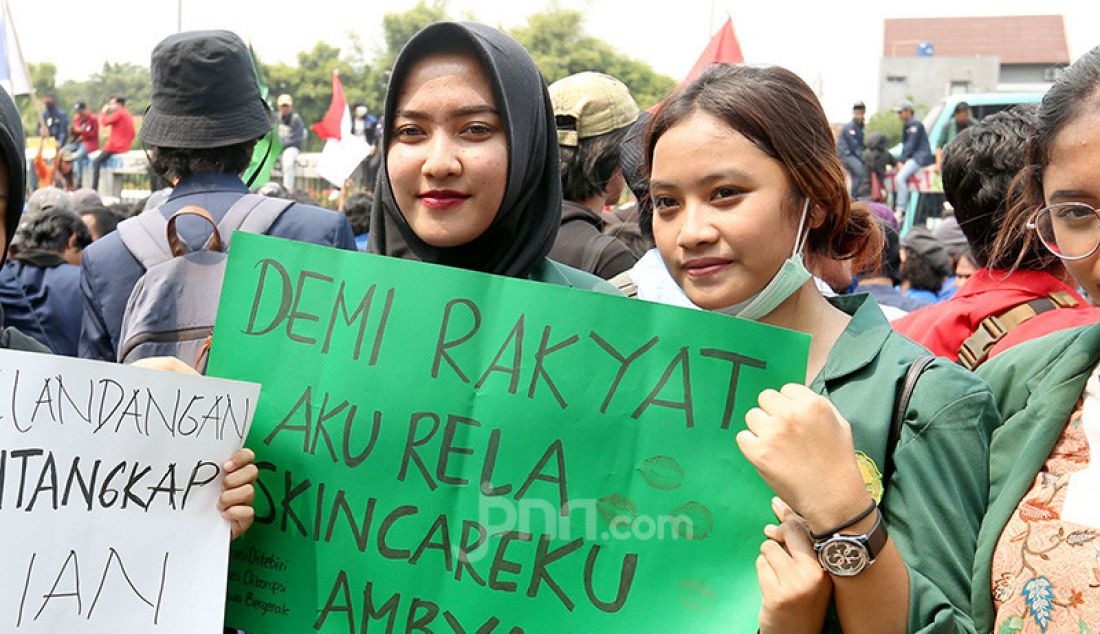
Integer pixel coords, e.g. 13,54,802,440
718,198,813,321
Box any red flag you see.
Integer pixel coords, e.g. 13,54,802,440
683,18,744,86
311,70,346,141
650,18,744,112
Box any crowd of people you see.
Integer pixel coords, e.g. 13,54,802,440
2,22,1100,633
31,94,136,192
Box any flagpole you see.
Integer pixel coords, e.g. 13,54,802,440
4,0,50,144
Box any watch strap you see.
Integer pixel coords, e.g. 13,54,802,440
863,508,888,560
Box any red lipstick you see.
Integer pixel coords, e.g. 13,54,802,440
419,189,470,210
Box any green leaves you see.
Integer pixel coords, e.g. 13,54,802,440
509,9,675,109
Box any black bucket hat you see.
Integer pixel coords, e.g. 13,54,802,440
140,30,271,148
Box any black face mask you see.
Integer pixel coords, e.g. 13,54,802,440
367,22,562,278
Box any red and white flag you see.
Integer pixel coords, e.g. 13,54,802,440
312,70,370,187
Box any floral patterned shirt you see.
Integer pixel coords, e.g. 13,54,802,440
991,388,1100,633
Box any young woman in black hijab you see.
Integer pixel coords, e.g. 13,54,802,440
369,21,617,291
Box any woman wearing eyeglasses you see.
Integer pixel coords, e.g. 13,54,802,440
973,45,1100,632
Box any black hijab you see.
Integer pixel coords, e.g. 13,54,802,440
368,22,561,278
0,87,27,265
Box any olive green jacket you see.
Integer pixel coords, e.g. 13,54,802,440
529,258,621,295
972,323,1100,631
819,295,999,633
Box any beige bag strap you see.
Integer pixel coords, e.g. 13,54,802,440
958,290,1078,370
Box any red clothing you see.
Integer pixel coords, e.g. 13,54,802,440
101,107,134,154
893,268,1100,363
73,113,99,151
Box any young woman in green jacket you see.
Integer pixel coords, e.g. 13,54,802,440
646,64,999,632
974,45,1100,632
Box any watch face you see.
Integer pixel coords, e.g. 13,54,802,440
817,537,869,577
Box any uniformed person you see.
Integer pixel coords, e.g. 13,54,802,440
837,101,866,198
893,100,933,215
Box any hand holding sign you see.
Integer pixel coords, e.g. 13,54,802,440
129,356,261,540
0,349,260,633
738,384,871,534
130,356,202,376
209,233,812,633
220,448,258,539
757,497,832,634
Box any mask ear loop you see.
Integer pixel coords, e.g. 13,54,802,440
792,198,811,257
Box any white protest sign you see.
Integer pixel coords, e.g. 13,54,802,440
0,350,260,633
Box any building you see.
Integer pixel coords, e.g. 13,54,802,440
880,15,1069,112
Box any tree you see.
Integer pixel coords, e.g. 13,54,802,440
363,0,449,108
865,110,902,149
18,61,150,144
17,62,60,135
865,101,929,151
261,42,372,152
29,62,57,98
510,9,675,109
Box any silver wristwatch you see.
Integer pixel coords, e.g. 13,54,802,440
812,507,888,577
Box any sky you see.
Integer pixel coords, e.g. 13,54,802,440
7,0,1100,122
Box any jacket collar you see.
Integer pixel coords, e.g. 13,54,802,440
14,249,65,268
954,267,1086,303
167,172,248,200
560,200,604,228
811,293,892,389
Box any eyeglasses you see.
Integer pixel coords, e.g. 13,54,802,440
1027,202,1100,261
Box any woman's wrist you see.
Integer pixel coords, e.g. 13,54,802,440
801,485,874,536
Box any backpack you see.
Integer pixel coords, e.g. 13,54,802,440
115,194,293,371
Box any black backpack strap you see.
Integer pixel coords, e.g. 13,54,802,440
882,355,935,494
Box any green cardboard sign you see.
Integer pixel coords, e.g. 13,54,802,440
208,233,810,633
